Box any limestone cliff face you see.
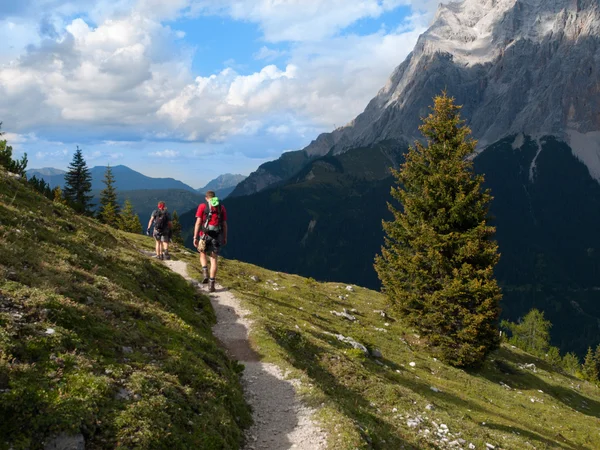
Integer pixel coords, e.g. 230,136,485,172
232,0,600,197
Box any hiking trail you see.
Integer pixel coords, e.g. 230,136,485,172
163,259,328,450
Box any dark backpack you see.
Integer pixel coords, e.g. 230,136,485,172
154,210,169,234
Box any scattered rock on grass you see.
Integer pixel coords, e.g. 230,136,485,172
330,309,356,321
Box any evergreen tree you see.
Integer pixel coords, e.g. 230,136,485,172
375,92,502,368
28,175,53,200
98,165,120,227
545,346,562,367
0,123,27,176
53,186,67,205
64,146,93,214
171,210,184,245
501,309,552,356
595,344,600,376
119,199,142,234
562,352,580,376
582,347,599,382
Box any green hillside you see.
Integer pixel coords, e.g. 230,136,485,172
215,136,600,357
188,257,600,450
0,169,250,449
3,166,600,450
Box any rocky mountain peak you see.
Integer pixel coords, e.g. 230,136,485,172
233,0,600,196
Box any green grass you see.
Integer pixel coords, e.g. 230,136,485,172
0,170,251,449
176,255,599,450
4,166,600,449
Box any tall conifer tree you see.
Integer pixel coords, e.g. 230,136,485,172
64,146,93,214
375,92,502,368
98,165,120,227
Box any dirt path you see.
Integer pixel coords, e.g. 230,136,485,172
163,260,327,450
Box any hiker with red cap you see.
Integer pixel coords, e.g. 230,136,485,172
147,201,172,260
193,190,228,292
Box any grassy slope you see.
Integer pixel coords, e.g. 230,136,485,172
179,255,599,450
0,170,251,449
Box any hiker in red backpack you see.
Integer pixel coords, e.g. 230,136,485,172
147,201,172,260
193,190,228,292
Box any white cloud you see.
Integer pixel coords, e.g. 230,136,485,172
190,0,434,42
35,148,69,159
0,0,436,161
150,149,180,158
267,125,291,135
254,46,288,61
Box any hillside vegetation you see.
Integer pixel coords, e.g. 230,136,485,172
2,166,600,450
0,169,251,449
180,256,599,449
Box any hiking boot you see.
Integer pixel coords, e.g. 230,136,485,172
202,267,209,284
159,253,164,260
209,279,216,293
164,251,170,260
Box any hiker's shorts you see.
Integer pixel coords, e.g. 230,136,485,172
154,231,171,243
200,236,220,255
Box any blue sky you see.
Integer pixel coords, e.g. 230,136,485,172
0,0,436,188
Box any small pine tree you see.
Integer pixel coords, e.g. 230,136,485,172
53,186,67,205
582,347,599,382
64,146,93,214
562,352,580,376
595,344,600,377
501,309,552,356
374,92,502,368
0,123,27,177
545,346,562,367
98,165,120,227
171,210,184,245
119,199,142,234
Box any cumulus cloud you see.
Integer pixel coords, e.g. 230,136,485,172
0,0,437,162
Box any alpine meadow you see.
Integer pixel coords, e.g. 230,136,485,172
2,0,600,449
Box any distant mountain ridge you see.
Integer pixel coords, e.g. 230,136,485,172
27,165,197,192
198,173,247,199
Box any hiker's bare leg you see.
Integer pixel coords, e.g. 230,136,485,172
200,251,207,267
163,241,169,252
209,253,218,278
155,240,160,256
